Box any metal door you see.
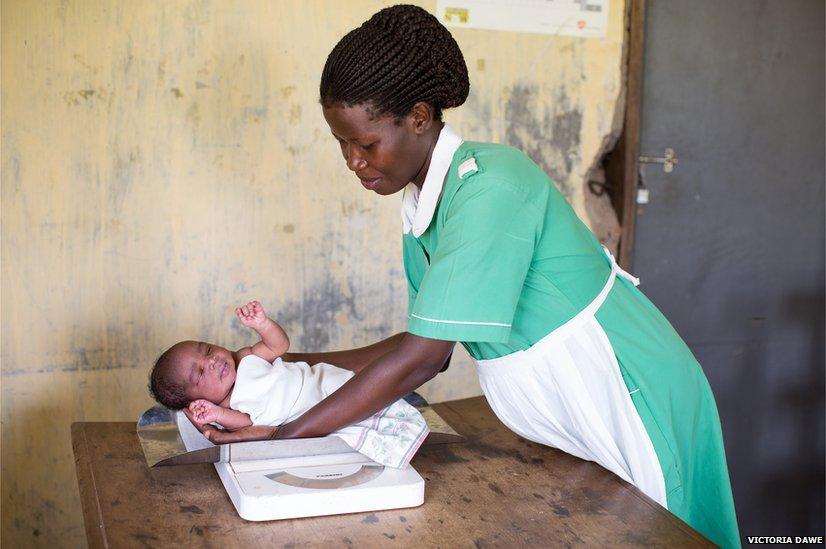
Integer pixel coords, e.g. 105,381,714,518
633,0,824,538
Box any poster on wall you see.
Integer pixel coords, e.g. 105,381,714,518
435,0,610,38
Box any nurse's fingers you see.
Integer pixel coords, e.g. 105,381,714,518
207,425,279,444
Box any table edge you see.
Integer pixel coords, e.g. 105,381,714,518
71,422,109,549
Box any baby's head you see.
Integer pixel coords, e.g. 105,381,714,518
149,340,238,409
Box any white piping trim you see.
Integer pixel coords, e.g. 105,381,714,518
628,388,641,395
409,313,511,328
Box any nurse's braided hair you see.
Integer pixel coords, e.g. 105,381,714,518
319,4,469,120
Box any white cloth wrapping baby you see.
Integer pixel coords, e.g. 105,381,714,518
229,354,429,468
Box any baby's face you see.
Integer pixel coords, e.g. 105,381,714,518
170,341,237,405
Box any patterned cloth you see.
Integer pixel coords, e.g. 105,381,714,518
229,354,429,468
335,397,430,469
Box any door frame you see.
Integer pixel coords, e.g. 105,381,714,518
605,0,646,270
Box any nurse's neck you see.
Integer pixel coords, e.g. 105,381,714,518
410,120,445,190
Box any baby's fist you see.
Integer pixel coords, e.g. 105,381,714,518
188,399,221,425
235,300,268,329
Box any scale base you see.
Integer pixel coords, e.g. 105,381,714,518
136,406,432,521
217,460,424,521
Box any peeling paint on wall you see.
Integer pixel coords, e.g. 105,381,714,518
505,83,583,198
280,275,361,350
1,0,626,546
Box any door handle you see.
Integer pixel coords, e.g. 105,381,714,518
639,148,678,173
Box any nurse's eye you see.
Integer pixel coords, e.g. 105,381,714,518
361,142,376,150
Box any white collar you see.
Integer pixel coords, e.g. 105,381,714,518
401,124,463,237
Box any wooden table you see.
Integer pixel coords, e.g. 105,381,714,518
72,397,711,547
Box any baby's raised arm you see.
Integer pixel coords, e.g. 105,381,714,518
234,300,290,362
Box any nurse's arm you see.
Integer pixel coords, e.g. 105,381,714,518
281,332,408,373
204,333,454,443
279,334,455,438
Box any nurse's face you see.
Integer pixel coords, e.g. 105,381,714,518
322,102,441,195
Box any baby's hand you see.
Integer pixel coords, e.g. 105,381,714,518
188,399,223,425
235,300,269,330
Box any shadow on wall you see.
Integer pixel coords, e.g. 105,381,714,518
4,398,87,544
756,286,825,533
708,285,825,538
2,290,169,545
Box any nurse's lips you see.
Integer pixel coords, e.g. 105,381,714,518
359,176,381,190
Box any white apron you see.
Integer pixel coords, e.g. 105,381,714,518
474,249,668,507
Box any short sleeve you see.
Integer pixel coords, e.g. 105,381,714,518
407,178,539,343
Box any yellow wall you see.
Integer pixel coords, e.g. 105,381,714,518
1,1,626,545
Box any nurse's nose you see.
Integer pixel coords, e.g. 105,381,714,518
345,144,367,172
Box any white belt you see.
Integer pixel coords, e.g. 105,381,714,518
603,246,640,287
565,247,640,332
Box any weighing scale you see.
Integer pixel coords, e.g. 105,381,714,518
137,402,462,521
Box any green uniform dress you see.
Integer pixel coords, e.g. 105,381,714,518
401,125,740,548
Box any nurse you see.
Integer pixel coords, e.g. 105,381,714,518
205,5,739,547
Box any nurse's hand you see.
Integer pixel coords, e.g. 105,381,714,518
183,408,281,443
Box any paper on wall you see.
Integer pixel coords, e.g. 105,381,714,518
436,0,610,38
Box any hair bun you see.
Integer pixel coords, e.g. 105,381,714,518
320,4,469,119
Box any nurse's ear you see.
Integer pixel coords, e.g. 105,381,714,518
406,102,437,135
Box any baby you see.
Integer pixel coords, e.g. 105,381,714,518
149,301,429,468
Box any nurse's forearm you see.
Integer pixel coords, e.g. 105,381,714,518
281,332,406,373
277,334,454,439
